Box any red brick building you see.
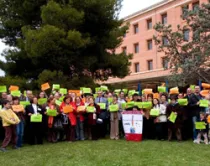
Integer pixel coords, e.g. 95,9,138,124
102,0,207,89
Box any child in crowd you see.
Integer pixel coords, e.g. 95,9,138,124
194,112,208,144
0,100,20,152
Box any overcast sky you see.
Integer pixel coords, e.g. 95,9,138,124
0,0,162,76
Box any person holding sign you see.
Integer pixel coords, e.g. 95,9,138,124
118,91,126,138
60,96,77,142
86,96,101,140
0,100,20,152
46,98,60,143
75,96,85,141
142,94,155,140
95,90,108,138
166,96,183,141
12,97,25,148
25,97,44,145
160,94,168,107
194,112,208,144
188,86,204,141
152,98,167,140
109,95,120,140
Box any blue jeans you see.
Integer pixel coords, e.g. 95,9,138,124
192,116,199,140
16,121,24,147
76,118,84,140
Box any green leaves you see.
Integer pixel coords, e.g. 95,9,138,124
0,0,130,87
154,2,210,84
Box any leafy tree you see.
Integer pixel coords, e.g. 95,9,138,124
154,2,210,85
0,0,132,87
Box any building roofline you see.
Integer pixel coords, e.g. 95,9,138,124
123,0,174,21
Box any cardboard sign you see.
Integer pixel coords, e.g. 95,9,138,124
41,83,50,91
126,101,135,108
142,102,152,109
46,109,57,117
107,97,113,103
59,96,65,102
83,88,91,94
121,103,127,110
158,86,166,93
52,84,60,90
122,112,143,141
11,90,21,97
55,100,62,106
150,109,160,116
20,101,30,108
98,103,106,109
0,86,7,93
135,102,143,109
95,87,101,93
9,85,19,91
199,100,209,108
195,122,206,130
68,90,81,96
143,89,153,94
190,85,195,91
77,106,86,112
178,99,188,106
63,105,73,113
38,98,47,105
128,90,136,96
30,114,42,122
114,89,121,93
169,112,177,123
123,89,128,94
86,106,95,113
109,104,119,112
200,90,209,97
93,94,98,99
100,86,108,91
153,93,159,99
202,83,210,89
169,87,179,94
12,105,24,112
59,88,67,95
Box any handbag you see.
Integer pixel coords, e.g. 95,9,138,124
96,118,103,124
99,111,108,120
62,114,69,125
53,118,63,130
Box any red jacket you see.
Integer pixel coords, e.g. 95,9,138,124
60,102,77,126
75,101,85,122
87,103,101,125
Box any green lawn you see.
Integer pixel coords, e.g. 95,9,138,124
0,140,209,166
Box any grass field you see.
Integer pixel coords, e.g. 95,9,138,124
0,139,210,166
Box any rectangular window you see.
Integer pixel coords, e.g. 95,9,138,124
162,36,168,46
192,1,199,11
147,19,152,30
122,46,127,54
162,57,168,69
133,24,139,34
134,63,140,73
147,40,153,50
134,43,139,53
161,13,167,25
182,5,189,19
183,29,190,41
148,60,153,70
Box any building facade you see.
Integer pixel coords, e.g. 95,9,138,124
103,0,207,89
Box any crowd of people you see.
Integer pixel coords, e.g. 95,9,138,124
0,85,209,152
